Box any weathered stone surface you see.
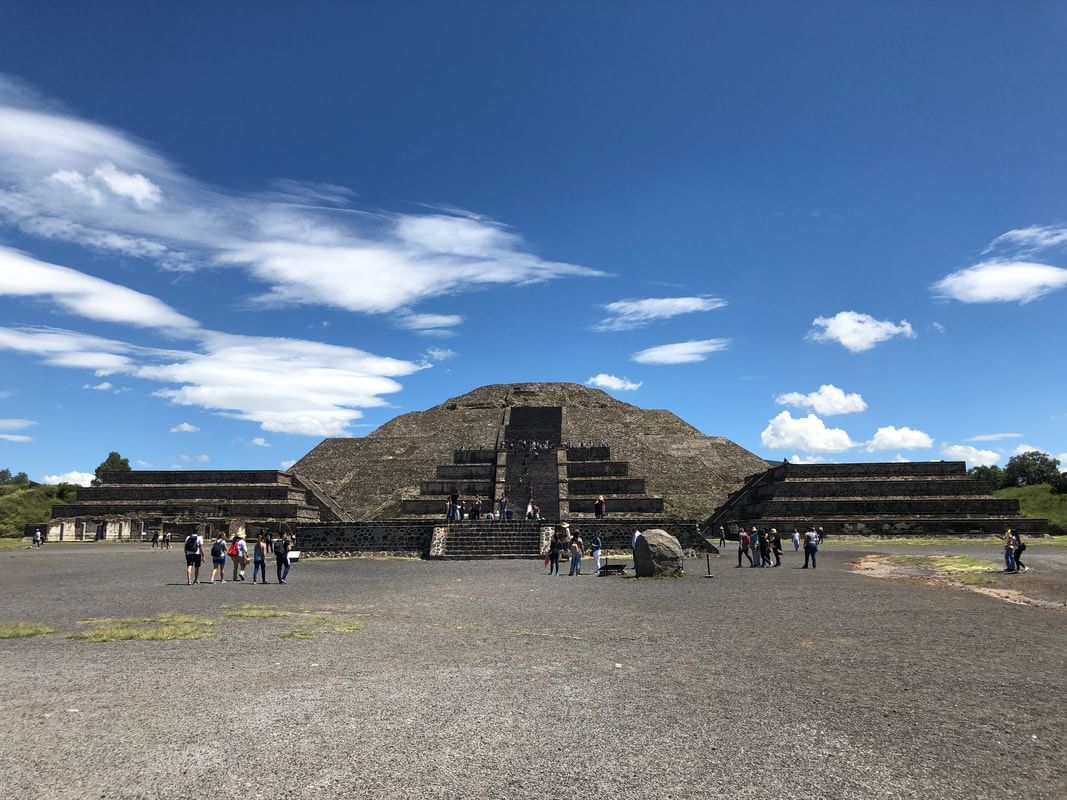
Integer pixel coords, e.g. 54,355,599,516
293,383,767,520
634,529,684,577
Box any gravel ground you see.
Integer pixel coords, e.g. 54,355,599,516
0,541,1064,800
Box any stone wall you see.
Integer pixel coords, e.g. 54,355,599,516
293,521,435,556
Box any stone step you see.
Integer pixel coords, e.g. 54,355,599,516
101,470,292,486
566,461,629,477
753,498,1020,515
768,480,994,497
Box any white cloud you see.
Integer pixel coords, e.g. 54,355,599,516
41,470,94,486
985,225,1067,254
0,247,198,332
932,260,1067,304
966,432,1022,442
423,347,456,362
196,454,210,463
0,434,32,442
83,381,112,391
942,443,1000,467
170,422,199,433
135,459,151,467
396,313,464,334
586,373,642,392
890,454,912,463
631,339,729,365
775,384,867,416
0,418,35,431
807,311,915,353
788,454,826,464
250,437,270,447
1013,444,1046,457
760,411,855,453
594,296,726,332
0,79,603,319
280,459,297,470
931,322,945,333
866,425,934,452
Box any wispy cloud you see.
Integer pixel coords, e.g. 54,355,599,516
250,436,270,447
984,224,1067,255
0,418,35,443
965,432,1022,442
586,373,641,391
775,384,866,416
0,75,603,321
594,296,726,332
807,311,915,353
83,381,112,391
397,313,464,335
422,347,456,362
631,339,729,365
760,411,854,453
170,422,199,433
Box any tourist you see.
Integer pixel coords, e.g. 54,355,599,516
594,495,606,519
770,529,782,567
802,527,819,569
568,529,585,576
631,528,643,570
718,526,726,548
183,529,203,585
472,498,482,521
590,533,603,575
230,534,247,581
1012,529,1027,572
252,534,269,584
737,527,753,568
758,528,772,567
209,534,228,583
792,529,801,552
750,528,762,568
33,528,42,548
548,525,567,575
150,530,159,549
445,497,453,521
162,530,171,550
274,532,292,584
1002,529,1016,573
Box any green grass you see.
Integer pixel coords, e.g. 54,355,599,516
996,484,1067,534
0,622,56,639
223,604,291,619
278,629,315,640
956,573,998,586
0,482,75,538
68,613,215,642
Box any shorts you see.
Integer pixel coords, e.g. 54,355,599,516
185,554,202,567
212,557,226,567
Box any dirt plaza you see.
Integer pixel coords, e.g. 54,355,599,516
1,541,1064,800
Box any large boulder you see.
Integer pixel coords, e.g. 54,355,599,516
634,529,684,577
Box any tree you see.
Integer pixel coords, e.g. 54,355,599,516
1003,451,1061,488
0,468,11,484
11,472,29,486
93,451,132,486
968,464,1005,488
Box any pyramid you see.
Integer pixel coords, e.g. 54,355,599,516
292,382,767,521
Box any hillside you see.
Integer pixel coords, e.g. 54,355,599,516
0,483,76,537
995,484,1067,535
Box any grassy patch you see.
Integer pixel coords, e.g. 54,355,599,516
278,629,315,640
0,538,27,551
68,613,214,642
332,620,366,634
957,573,998,586
888,554,994,573
0,622,56,639
223,604,291,619
996,485,1067,534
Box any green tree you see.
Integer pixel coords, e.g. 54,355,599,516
93,451,132,486
1003,451,1061,488
0,468,11,484
968,465,1005,488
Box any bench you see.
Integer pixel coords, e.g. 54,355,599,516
598,563,627,576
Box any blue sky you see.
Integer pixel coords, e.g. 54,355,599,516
1,2,1065,485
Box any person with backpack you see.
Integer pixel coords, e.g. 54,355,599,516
252,534,269,584
274,532,292,584
1012,529,1028,572
229,534,248,581
209,534,228,583
183,530,203,585
737,527,754,568
802,527,819,569
590,534,603,575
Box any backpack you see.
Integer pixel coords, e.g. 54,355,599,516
273,538,287,557
211,540,224,558
227,540,239,558
741,532,751,548
184,534,198,554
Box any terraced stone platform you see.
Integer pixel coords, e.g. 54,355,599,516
709,461,1048,536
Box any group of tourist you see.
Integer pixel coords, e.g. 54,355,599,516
149,530,172,549
182,530,294,585
1002,528,1028,573
722,524,823,569
543,521,603,576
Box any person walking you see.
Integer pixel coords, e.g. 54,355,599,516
252,534,269,584
183,530,203,585
1002,529,1017,573
590,534,603,575
1012,529,1027,572
33,528,42,548
274,532,292,584
163,531,171,550
718,526,727,548
802,527,819,569
548,526,566,575
759,529,772,567
791,529,801,552
737,527,753,568
770,529,783,567
750,528,762,568
209,534,228,583
150,530,159,549
594,495,606,519
568,530,585,576
230,534,247,581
